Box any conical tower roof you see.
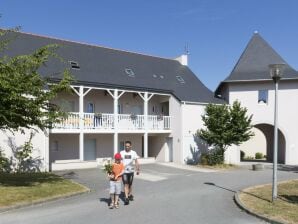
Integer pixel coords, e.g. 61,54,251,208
225,32,298,81
215,32,298,95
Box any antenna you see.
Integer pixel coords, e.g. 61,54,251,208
184,42,190,55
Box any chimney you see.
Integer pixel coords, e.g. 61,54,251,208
175,54,188,66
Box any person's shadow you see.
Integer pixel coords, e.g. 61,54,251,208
99,197,110,205
99,192,126,206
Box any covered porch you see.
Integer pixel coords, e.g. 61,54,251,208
49,133,172,171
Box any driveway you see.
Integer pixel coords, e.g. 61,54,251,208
0,163,297,224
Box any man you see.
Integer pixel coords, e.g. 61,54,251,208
120,141,140,205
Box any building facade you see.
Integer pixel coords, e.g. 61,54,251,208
216,32,298,165
0,31,222,171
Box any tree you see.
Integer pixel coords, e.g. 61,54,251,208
197,101,254,164
0,29,73,132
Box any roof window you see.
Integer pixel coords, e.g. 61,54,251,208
69,61,80,70
176,75,185,84
125,68,135,77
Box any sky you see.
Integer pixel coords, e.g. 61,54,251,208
1,0,298,91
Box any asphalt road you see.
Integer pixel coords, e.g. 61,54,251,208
1,163,297,224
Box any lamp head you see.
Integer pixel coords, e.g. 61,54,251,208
269,63,285,83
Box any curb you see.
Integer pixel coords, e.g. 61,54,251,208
0,187,90,214
234,191,284,224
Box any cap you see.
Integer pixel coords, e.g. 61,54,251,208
114,153,121,160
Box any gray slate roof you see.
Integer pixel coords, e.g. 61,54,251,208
215,33,298,95
1,31,222,104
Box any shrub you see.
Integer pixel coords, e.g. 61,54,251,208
255,152,263,159
0,149,11,173
240,150,245,160
200,153,208,165
207,148,224,165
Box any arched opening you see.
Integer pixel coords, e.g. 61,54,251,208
239,123,286,164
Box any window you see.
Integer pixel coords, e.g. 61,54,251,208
258,90,268,104
176,75,185,84
125,68,135,77
87,103,95,113
69,61,80,69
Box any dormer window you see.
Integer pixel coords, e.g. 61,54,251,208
176,75,185,84
125,68,135,77
69,61,80,70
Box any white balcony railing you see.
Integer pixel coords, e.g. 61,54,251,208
53,113,171,131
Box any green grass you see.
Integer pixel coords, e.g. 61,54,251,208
239,180,298,224
0,172,89,208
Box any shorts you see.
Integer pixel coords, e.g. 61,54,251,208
109,180,121,194
122,172,134,186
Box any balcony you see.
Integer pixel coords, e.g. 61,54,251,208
53,113,171,131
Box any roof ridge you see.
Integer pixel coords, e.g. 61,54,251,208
11,29,177,62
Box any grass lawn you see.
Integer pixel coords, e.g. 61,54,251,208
0,172,89,208
239,179,298,224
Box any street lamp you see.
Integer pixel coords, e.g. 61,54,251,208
269,63,285,202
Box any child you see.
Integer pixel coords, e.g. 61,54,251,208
108,153,124,209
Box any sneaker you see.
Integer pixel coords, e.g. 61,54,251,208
109,203,114,209
128,194,134,201
124,198,129,205
115,203,119,209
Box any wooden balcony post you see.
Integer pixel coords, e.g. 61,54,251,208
113,89,119,155
79,86,84,161
144,92,148,158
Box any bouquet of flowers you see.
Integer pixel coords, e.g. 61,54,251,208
102,159,113,175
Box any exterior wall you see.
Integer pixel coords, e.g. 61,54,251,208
52,90,170,115
148,134,169,161
169,96,182,163
238,127,266,158
84,90,113,113
50,133,142,160
0,129,48,171
49,134,79,162
226,80,298,165
148,95,170,115
181,103,208,164
84,134,113,158
118,134,142,157
51,92,79,112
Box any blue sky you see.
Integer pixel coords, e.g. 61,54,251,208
1,0,298,90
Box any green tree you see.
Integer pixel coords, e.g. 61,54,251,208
0,29,72,132
197,101,254,164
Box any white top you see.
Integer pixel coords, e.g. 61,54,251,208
120,150,139,173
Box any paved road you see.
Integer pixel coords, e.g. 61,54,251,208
1,164,297,224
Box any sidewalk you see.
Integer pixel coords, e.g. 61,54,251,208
157,162,218,173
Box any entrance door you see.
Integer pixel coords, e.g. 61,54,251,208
84,139,96,161
166,137,173,162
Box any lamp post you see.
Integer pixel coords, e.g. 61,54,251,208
269,63,285,202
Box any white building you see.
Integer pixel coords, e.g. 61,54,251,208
0,31,222,171
216,32,298,165
2,31,297,171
